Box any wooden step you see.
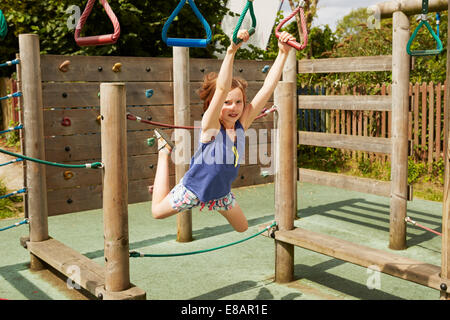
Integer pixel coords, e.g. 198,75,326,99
24,238,146,300
259,225,448,291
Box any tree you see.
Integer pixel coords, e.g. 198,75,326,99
0,0,231,77
297,7,448,90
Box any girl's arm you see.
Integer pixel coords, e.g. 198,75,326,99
240,31,296,131
201,31,249,141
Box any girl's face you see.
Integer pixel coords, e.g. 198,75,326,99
219,87,244,124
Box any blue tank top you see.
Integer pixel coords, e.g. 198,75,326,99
183,120,245,202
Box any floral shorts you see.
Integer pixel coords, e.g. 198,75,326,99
169,179,236,212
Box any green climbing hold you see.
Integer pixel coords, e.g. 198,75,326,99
147,137,156,147
0,10,8,40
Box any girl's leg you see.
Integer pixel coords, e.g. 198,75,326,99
151,129,179,219
218,201,248,232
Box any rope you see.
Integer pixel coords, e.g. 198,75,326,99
162,0,212,48
0,9,7,40
405,216,442,236
0,59,20,68
130,221,277,258
75,0,121,46
0,148,103,169
0,92,22,101
0,157,23,167
275,2,308,51
0,188,26,200
406,0,443,56
0,124,23,135
126,106,277,130
0,218,29,232
232,0,257,45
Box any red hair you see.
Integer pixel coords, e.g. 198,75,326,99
197,72,248,112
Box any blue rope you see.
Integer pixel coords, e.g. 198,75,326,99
0,188,26,200
0,124,23,135
0,92,22,101
436,13,441,49
0,59,20,68
0,218,29,232
0,158,23,167
162,0,212,48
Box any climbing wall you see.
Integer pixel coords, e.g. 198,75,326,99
38,54,275,216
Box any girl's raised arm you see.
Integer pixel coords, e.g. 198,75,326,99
240,31,296,131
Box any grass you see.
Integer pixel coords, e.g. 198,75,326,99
298,147,445,202
0,179,24,219
0,134,24,220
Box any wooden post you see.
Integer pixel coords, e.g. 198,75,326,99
389,11,410,250
19,34,48,270
100,83,131,294
440,1,450,300
274,81,296,283
283,49,298,221
173,47,192,243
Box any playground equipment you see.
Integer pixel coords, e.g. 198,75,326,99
0,9,7,41
162,0,212,48
258,0,450,299
275,2,308,51
11,30,276,298
232,0,257,45
75,0,120,46
406,0,443,55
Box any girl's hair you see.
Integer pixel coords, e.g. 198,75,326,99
197,72,248,112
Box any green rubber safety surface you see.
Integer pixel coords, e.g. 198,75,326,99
0,182,443,300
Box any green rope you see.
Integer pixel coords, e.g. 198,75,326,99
232,0,257,45
0,10,7,40
130,221,277,258
406,0,443,56
0,147,103,169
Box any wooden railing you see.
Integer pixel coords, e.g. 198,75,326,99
298,81,448,164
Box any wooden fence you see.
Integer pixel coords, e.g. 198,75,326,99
299,81,449,164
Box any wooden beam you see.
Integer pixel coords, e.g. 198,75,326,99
274,81,296,283
299,168,391,198
298,56,392,74
19,34,49,271
441,0,450,300
298,131,392,154
100,83,132,294
259,226,450,292
173,46,192,243
25,238,146,300
40,55,173,82
298,95,392,111
372,0,448,19
389,11,410,250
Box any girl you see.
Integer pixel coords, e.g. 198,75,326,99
151,29,296,232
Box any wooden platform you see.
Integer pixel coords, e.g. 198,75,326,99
259,225,449,291
22,237,146,300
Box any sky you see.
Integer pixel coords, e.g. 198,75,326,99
281,0,382,31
